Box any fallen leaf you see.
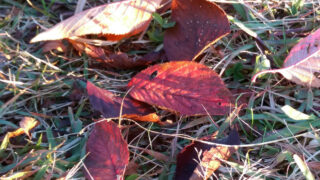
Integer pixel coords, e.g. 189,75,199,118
69,39,107,60
42,40,67,53
85,120,129,180
5,117,39,139
87,81,161,123
163,0,230,61
127,61,233,116
19,117,39,138
252,28,320,87
30,0,162,43
70,39,157,69
175,130,240,180
94,52,154,70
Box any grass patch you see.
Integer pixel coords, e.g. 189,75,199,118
0,0,320,179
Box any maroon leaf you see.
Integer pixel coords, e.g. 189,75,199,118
175,130,240,180
127,61,233,116
252,28,320,87
85,120,129,179
163,0,230,61
87,81,161,123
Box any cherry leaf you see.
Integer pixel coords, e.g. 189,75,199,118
31,0,162,43
87,81,161,123
163,0,230,61
85,120,129,180
127,61,233,116
175,130,240,180
252,28,320,87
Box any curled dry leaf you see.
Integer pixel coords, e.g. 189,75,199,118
19,117,39,138
31,0,162,43
252,28,320,87
175,130,240,180
87,81,161,123
42,40,67,53
163,0,230,61
69,39,107,60
5,117,39,139
85,120,129,180
128,61,233,116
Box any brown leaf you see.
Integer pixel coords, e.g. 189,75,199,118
175,130,240,180
87,81,161,123
127,61,233,116
85,120,129,180
42,40,67,53
30,0,162,43
252,28,320,87
69,39,156,69
19,117,39,138
6,117,39,139
69,39,107,60
163,0,230,61
102,52,152,69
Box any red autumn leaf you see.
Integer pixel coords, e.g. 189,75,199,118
175,130,240,180
87,81,161,123
252,28,320,87
163,0,230,61
30,0,162,43
85,120,129,180
127,61,233,116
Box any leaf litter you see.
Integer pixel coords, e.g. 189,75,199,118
3,0,320,179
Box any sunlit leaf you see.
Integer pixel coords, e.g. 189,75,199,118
31,0,162,43
252,28,320,87
128,61,233,116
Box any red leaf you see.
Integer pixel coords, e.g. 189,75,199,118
252,28,320,87
175,130,240,180
163,0,230,61
87,81,161,123
85,120,129,180
127,61,233,116
30,0,162,43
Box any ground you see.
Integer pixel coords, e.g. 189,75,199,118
0,0,320,179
